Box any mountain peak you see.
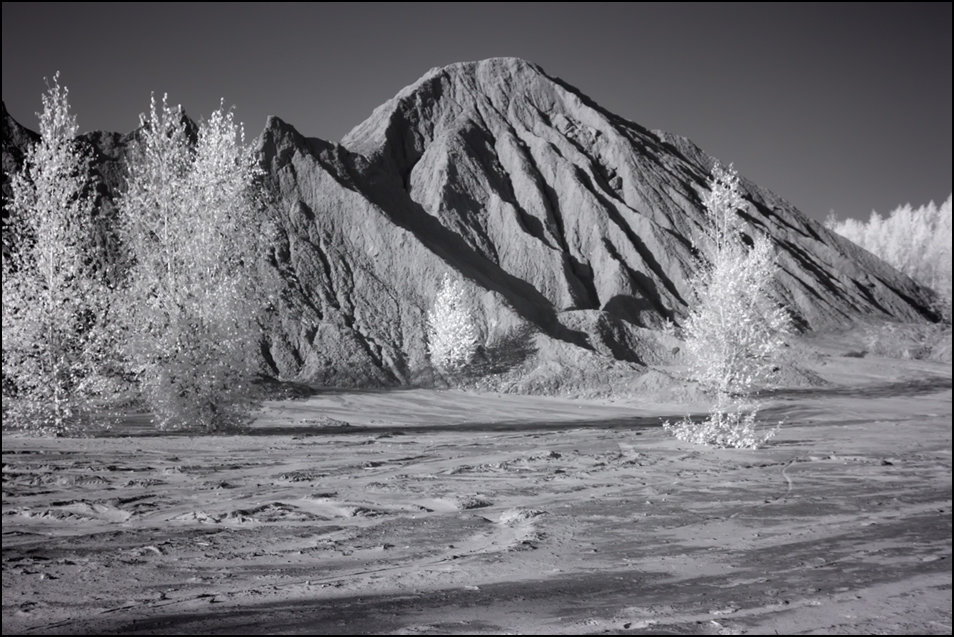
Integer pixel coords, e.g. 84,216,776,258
423,57,544,79
341,56,598,175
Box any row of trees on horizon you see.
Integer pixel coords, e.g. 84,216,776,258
827,198,952,322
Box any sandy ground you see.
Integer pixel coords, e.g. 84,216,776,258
2,348,951,634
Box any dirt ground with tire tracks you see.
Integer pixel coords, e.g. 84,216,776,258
3,346,951,634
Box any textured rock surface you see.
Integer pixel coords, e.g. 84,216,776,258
2,101,39,250
343,59,937,328
2,59,941,387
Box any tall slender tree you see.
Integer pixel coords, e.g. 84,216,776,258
665,164,792,449
2,73,116,435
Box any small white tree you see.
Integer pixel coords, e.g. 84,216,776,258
2,73,118,435
118,95,266,431
665,163,792,449
427,273,480,374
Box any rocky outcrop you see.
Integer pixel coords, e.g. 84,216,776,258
2,59,941,387
2,101,39,246
2,101,38,182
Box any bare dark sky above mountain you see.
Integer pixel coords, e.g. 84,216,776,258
2,2,950,222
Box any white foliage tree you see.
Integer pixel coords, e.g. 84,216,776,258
118,95,266,431
827,195,952,321
427,273,480,374
664,163,792,449
2,73,118,435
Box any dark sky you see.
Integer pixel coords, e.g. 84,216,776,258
2,2,951,222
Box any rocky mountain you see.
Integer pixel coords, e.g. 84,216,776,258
2,59,941,389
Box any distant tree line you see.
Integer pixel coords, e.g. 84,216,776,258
827,196,952,322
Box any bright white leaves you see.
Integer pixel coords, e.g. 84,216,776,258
427,273,480,374
2,73,115,434
664,164,792,449
118,95,265,431
828,195,952,321
682,227,791,400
